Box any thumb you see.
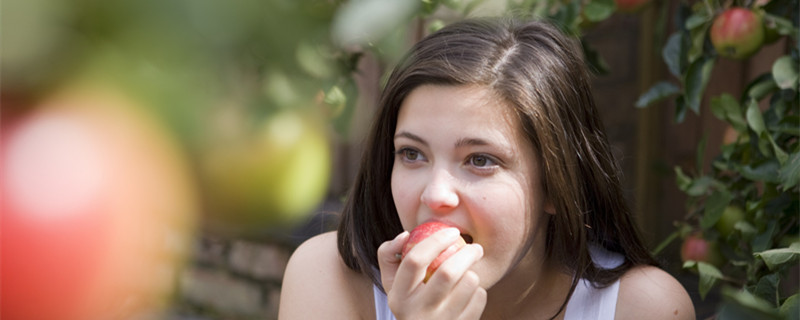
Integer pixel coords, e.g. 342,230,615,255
377,231,409,293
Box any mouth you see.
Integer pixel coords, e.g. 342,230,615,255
461,234,474,244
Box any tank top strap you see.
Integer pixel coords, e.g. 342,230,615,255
563,243,625,320
373,284,397,320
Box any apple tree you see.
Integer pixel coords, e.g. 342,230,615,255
635,0,800,318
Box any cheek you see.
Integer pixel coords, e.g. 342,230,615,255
390,168,417,230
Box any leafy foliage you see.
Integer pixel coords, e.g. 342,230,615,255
637,0,800,318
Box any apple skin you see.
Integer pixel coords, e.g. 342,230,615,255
716,206,745,238
710,8,765,59
681,234,724,267
1,88,197,320
401,221,467,283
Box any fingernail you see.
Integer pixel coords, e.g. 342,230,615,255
472,243,484,257
394,231,408,243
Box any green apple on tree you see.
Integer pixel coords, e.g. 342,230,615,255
716,205,745,238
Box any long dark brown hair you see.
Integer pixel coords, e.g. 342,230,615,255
337,16,657,317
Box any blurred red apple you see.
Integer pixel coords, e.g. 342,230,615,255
710,8,765,59
680,233,723,267
1,86,198,320
401,221,467,283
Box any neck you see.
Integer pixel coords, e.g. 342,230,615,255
481,245,573,320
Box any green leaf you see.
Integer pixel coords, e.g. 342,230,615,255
772,56,799,90
741,160,781,183
753,221,778,252
688,21,711,63
662,32,683,78
780,294,799,320
766,134,788,165
675,95,688,123
720,287,783,319
675,166,691,191
746,99,767,135
735,221,758,238
636,81,680,108
687,176,714,196
710,94,747,131
753,273,779,306
779,152,800,190
696,134,707,175
701,190,733,229
754,242,800,271
697,261,723,300
764,13,799,38
684,12,709,30
684,56,715,114
746,74,779,101
583,0,615,22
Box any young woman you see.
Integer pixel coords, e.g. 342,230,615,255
279,17,694,319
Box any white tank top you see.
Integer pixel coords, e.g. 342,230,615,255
373,243,625,320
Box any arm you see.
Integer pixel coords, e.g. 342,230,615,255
615,266,695,320
278,231,373,319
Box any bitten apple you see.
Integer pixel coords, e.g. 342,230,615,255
401,221,467,283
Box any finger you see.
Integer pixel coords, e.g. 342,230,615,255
393,227,461,295
424,243,483,298
455,272,487,320
377,231,409,293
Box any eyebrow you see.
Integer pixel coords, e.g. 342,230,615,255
394,131,427,146
454,137,490,148
394,131,491,149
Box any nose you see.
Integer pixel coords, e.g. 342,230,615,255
420,169,459,212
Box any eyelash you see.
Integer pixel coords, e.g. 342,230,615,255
394,148,500,172
466,153,500,172
395,147,426,163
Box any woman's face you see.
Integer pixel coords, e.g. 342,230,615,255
391,84,551,288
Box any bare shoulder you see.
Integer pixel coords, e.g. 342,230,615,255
278,231,375,320
615,265,695,320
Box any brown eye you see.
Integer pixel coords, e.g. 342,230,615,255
405,149,419,160
471,155,488,166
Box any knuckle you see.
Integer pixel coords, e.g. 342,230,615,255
463,271,480,287
435,267,458,283
403,255,427,269
377,241,392,254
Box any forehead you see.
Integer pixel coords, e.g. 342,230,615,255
396,84,521,138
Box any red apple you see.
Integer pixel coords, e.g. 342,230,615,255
710,8,765,59
615,0,650,13
401,221,467,283
680,234,723,267
1,87,197,320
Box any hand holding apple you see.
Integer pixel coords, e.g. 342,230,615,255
401,221,468,283
376,222,485,320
